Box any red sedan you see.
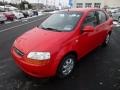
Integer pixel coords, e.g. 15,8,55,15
3,12,15,21
11,8,113,78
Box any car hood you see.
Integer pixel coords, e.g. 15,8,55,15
14,27,71,54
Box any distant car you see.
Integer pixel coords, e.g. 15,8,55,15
21,10,33,17
21,11,29,18
109,9,120,22
33,10,38,16
0,12,6,24
107,11,112,17
11,11,24,19
27,10,34,17
3,12,15,21
11,8,113,78
112,9,120,22
42,9,54,12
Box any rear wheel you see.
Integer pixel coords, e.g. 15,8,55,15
118,17,120,23
57,54,76,78
102,34,110,46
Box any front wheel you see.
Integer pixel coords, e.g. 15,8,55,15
57,54,76,78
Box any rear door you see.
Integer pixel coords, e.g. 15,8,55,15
94,10,110,45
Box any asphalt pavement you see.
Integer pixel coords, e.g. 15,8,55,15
0,15,120,90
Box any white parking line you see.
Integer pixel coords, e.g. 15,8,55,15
5,21,11,24
0,65,6,69
0,58,12,64
5,19,22,24
0,17,42,33
0,73,6,77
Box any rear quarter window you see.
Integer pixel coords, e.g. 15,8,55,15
97,10,108,24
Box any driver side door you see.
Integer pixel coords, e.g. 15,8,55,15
77,11,98,58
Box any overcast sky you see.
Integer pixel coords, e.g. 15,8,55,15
0,0,69,6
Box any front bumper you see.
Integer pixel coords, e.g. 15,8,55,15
11,47,56,78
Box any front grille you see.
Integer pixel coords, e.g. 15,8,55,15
14,47,24,57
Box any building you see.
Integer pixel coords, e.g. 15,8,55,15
105,0,120,8
31,3,45,10
73,0,120,8
0,5,18,11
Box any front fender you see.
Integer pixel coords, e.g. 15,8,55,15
50,43,77,75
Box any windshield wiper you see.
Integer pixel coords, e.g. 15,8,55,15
41,27,62,32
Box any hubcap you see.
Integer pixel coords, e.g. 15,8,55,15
105,34,110,44
62,58,74,75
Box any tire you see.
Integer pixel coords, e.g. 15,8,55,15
102,34,110,46
10,18,14,21
0,21,4,24
57,54,76,78
118,17,120,23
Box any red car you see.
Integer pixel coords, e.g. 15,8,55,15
11,8,113,78
3,12,15,21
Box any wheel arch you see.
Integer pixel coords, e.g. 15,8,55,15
51,50,78,76
56,50,78,78
62,51,78,60
56,50,78,70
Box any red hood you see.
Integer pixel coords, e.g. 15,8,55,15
14,27,71,54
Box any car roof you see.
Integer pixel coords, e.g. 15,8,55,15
64,8,101,13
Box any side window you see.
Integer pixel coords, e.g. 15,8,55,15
83,11,97,27
97,11,107,24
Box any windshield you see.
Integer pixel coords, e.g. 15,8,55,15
39,11,82,32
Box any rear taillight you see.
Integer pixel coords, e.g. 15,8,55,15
109,18,113,25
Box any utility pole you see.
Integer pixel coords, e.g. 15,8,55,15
54,0,55,7
46,0,48,8
20,0,22,10
59,0,62,10
38,0,39,10
3,0,5,11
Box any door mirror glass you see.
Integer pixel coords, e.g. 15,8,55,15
83,25,95,32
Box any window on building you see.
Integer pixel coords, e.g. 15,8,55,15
85,3,92,8
94,3,101,8
76,3,83,8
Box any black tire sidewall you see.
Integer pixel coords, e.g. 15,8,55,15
118,17,120,23
0,21,4,24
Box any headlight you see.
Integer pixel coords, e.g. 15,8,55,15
27,52,50,60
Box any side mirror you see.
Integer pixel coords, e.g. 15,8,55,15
83,25,95,32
